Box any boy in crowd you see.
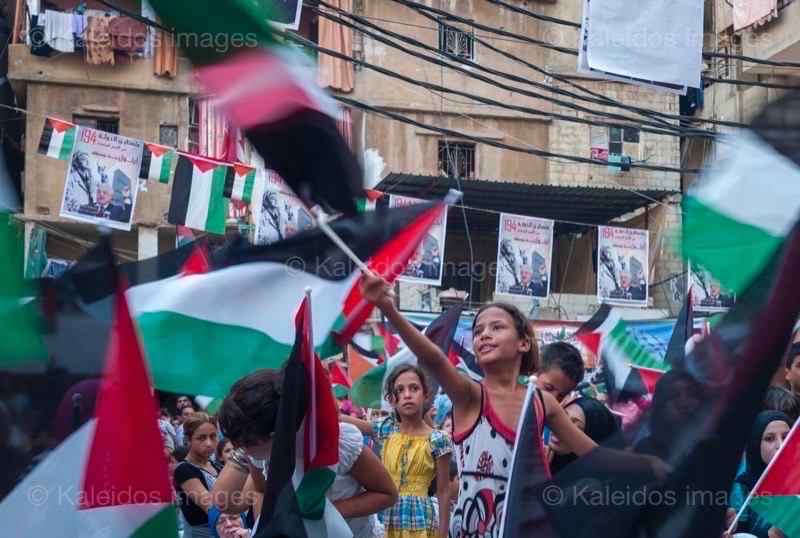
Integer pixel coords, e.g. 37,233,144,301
537,342,585,403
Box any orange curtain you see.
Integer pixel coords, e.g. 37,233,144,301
154,28,177,77
317,0,355,92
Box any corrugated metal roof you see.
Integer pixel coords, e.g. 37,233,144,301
377,173,679,234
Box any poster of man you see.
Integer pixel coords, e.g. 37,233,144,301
688,262,735,311
597,225,649,306
59,127,143,231
253,169,313,245
389,194,448,285
495,213,553,299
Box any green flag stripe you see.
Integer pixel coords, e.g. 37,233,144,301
129,505,179,538
242,171,255,203
749,495,800,537
351,362,387,408
607,319,665,370
206,167,229,234
296,467,337,520
683,196,784,294
59,129,76,160
137,311,343,398
160,153,173,183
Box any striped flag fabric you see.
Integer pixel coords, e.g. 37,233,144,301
168,154,229,234
746,420,800,537
0,284,176,536
223,163,257,203
43,199,450,399
140,143,175,184
500,379,555,538
147,0,364,216
575,305,668,402
38,117,77,160
683,92,800,294
256,294,351,537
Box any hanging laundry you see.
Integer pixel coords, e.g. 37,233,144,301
84,16,114,65
28,14,53,57
734,0,778,32
43,10,75,53
72,14,88,49
108,17,147,53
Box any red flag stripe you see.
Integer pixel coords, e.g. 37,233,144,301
80,284,173,509
335,200,448,345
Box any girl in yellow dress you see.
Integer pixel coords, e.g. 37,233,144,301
343,363,452,538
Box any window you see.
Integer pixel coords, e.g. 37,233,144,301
187,99,200,153
159,125,178,147
438,141,475,179
73,116,119,134
438,18,475,60
589,126,641,162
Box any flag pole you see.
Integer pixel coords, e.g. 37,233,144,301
725,418,800,535
314,189,463,298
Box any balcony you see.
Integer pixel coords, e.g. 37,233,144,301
739,0,800,76
7,44,194,102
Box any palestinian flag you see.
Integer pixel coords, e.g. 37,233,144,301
195,395,223,415
257,295,351,537
575,305,667,402
347,342,382,383
223,163,257,203
500,381,556,538
38,117,77,160
126,198,451,398
356,190,382,213
330,360,352,399
448,337,484,381
0,186,46,366
168,154,229,234
351,302,462,409
683,91,800,294
746,420,800,537
374,323,400,357
0,286,176,535
148,0,363,216
140,143,174,184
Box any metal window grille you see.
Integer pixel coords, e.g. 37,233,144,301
438,18,475,60
73,116,119,134
438,141,476,178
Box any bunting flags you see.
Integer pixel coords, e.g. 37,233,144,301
223,163,257,203
38,117,77,160
168,155,229,234
140,143,175,184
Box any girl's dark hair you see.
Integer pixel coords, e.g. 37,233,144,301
171,446,189,462
215,437,233,462
218,368,285,448
383,362,432,423
473,303,540,375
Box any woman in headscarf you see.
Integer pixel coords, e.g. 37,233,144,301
730,411,793,538
548,396,621,474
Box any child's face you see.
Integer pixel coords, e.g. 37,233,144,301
548,404,585,456
537,369,577,403
786,356,800,394
391,371,427,419
472,308,529,372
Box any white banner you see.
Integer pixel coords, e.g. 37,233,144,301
597,225,649,306
495,213,554,299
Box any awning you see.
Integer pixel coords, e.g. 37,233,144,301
377,173,679,234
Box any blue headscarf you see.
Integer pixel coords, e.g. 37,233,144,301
434,393,452,426
208,506,248,538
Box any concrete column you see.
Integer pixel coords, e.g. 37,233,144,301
137,226,159,260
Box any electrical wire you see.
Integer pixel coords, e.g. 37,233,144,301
333,94,708,174
306,3,721,140
485,0,800,69
381,0,800,89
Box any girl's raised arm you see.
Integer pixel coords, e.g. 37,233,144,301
360,274,477,408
